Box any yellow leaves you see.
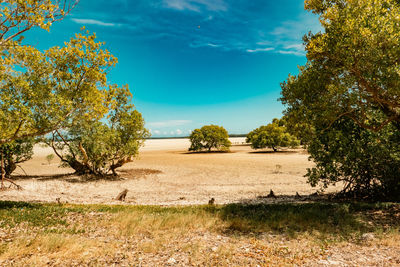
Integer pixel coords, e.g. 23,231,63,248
0,2,135,146
0,25,124,143
0,0,73,47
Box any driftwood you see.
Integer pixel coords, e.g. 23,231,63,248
208,197,215,205
115,189,128,201
295,192,301,199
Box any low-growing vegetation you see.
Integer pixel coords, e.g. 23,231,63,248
246,119,300,152
189,125,231,152
0,201,399,266
46,87,149,176
0,138,34,178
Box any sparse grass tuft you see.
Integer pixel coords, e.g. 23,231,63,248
0,201,399,266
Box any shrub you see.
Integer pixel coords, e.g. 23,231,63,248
0,139,35,177
47,88,149,176
189,125,231,152
46,154,55,165
246,119,299,152
307,118,400,201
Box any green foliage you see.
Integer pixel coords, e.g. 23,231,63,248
0,138,34,177
307,118,400,200
0,29,119,145
280,0,400,200
46,154,54,165
47,87,150,176
0,1,78,181
246,119,300,151
189,125,231,152
282,0,400,132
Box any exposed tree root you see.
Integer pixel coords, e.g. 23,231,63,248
1,178,22,190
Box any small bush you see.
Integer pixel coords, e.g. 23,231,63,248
47,87,150,176
246,119,299,152
189,125,231,152
46,154,55,165
0,138,35,177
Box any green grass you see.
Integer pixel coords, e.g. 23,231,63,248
0,201,398,239
0,201,399,266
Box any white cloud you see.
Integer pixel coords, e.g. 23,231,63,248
246,47,274,53
176,129,183,135
71,18,119,27
264,14,321,57
163,0,227,12
147,120,192,128
153,130,161,135
164,0,199,11
276,50,305,56
270,15,321,43
190,42,222,49
285,43,304,50
275,43,306,56
206,43,220,48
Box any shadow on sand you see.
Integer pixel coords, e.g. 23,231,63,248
9,168,161,184
11,173,75,181
248,150,298,154
181,151,234,155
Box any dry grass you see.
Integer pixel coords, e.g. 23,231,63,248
0,201,399,266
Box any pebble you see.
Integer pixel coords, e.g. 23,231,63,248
167,257,177,264
361,233,375,241
318,259,342,265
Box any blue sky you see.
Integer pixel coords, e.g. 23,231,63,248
26,0,321,137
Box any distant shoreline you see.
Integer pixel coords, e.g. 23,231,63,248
147,134,247,140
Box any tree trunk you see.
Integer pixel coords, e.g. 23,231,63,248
272,146,277,152
1,152,4,188
110,158,133,177
67,159,92,175
5,159,16,178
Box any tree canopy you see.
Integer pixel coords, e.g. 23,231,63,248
0,0,148,183
246,119,300,152
0,30,118,145
189,125,231,152
281,0,400,133
47,87,149,176
280,0,400,199
0,0,77,47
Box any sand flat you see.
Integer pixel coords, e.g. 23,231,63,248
0,138,337,205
